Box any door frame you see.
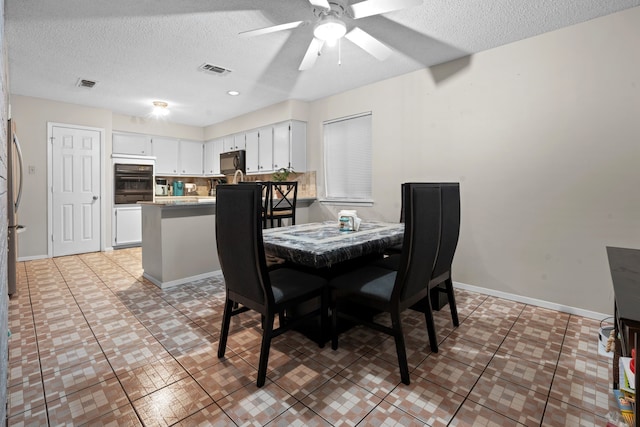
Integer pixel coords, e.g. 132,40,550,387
47,122,106,257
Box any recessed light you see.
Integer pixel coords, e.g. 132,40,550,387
227,90,240,96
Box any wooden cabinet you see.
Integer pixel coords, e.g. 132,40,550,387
113,206,142,246
152,137,179,175
608,246,639,427
179,140,204,175
204,139,223,175
113,132,152,156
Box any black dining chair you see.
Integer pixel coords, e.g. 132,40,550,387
329,183,441,385
266,181,298,227
376,182,461,353
215,184,328,387
239,181,270,229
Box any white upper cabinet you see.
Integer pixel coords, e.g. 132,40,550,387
273,120,307,172
245,130,259,174
152,137,179,175
179,140,204,175
245,128,274,174
223,133,245,152
258,126,274,173
204,139,223,175
113,132,151,156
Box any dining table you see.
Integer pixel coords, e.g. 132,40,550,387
262,220,405,270
262,220,405,342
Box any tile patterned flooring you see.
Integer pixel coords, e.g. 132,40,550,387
6,248,618,426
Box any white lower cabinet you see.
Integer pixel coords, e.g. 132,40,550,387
113,206,142,246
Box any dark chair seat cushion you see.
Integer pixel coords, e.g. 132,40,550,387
270,268,326,305
329,265,397,304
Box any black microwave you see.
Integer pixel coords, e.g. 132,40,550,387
220,150,246,175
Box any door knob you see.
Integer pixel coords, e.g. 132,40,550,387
92,195,99,201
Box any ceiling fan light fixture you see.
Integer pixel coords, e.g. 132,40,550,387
313,15,347,46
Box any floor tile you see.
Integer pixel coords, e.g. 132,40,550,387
116,354,189,401
384,376,465,427
132,376,213,426
413,353,483,396
484,352,555,395
46,377,130,426
218,381,297,426
301,376,382,426
270,351,336,400
467,373,547,426
357,400,428,426
541,397,609,427
449,400,526,426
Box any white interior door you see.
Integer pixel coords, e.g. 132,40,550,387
51,125,101,256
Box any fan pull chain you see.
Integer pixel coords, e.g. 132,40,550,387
338,38,342,66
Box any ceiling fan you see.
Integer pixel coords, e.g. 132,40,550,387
240,0,422,71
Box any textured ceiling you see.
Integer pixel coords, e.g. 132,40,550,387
6,0,640,127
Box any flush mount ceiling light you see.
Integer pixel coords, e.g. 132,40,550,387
227,90,240,96
313,14,347,46
151,101,169,117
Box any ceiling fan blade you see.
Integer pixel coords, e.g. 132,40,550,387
350,0,422,19
345,27,393,61
299,38,325,71
239,20,305,38
308,0,331,9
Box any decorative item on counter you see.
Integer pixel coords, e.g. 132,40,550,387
184,183,198,195
272,167,293,182
155,178,169,196
172,181,184,196
339,210,361,232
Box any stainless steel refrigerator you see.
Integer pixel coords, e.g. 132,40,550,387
7,119,24,295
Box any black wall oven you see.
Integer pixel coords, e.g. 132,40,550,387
114,163,154,204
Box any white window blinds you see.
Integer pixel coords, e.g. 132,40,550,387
323,113,372,202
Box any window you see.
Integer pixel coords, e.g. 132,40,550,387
323,113,372,203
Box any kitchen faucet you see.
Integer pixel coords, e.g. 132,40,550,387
233,169,244,184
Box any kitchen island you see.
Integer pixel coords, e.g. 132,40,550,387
139,195,317,288
139,199,219,288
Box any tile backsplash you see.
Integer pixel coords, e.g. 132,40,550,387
156,171,316,198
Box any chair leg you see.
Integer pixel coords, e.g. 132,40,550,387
423,296,439,353
217,298,234,358
331,298,339,351
318,288,329,348
391,310,410,385
445,278,459,327
257,313,275,387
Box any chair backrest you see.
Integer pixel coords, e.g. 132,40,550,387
239,181,270,227
432,183,460,279
394,183,441,302
269,181,298,213
215,184,272,307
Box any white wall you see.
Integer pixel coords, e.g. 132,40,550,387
304,7,640,315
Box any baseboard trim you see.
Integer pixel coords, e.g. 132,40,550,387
453,281,611,321
17,254,48,262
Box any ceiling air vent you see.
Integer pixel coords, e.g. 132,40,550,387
199,63,232,76
77,78,97,88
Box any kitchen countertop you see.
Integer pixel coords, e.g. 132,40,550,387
143,196,317,207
